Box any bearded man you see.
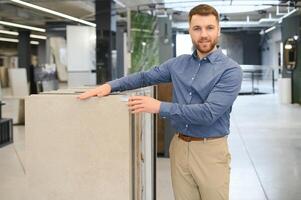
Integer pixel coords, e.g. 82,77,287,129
79,4,242,200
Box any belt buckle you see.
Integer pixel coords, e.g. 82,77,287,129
179,133,192,142
185,136,192,142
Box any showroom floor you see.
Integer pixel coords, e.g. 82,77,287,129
1,92,301,200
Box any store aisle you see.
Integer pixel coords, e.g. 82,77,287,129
1,93,301,200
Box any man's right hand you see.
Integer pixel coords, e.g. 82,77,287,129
77,83,112,100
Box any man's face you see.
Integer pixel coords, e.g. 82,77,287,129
189,14,220,55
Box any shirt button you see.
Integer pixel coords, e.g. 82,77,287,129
204,57,207,60
189,92,192,96
192,77,194,80
185,124,188,128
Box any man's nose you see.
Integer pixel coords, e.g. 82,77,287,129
199,30,208,37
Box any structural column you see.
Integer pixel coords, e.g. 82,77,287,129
116,21,127,78
18,30,31,78
95,0,113,84
37,40,46,66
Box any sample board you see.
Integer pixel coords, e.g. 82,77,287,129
25,88,155,200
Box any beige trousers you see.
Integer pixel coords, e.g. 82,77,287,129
169,134,231,200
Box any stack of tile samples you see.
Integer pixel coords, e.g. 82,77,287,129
25,87,155,200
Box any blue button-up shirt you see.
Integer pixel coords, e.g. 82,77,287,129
108,48,242,138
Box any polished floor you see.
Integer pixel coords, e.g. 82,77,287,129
1,92,301,200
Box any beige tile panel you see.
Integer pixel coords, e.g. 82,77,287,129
25,94,132,200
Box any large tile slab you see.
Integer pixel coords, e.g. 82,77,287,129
26,94,133,200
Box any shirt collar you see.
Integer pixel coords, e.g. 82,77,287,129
192,48,223,64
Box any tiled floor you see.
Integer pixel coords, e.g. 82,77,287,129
1,93,301,200
229,94,301,200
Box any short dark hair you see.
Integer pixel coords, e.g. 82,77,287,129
188,4,219,23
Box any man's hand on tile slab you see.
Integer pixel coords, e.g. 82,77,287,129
77,84,112,100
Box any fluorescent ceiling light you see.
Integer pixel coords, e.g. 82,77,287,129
278,8,299,23
30,34,47,40
114,0,126,8
164,0,280,6
0,37,18,43
293,35,299,40
0,20,45,32
0,29,18,36
0,37,39,45
173,21,275,29
30,41,39,45
163,0,279,14
0,29,47,40
284,44,292,50
10,0,96,27
259,18,278,23
264,26,276,33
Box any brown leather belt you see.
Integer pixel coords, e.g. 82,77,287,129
177,133,224,142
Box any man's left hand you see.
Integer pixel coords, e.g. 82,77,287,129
127,96,161,114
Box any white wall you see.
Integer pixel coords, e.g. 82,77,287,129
176,34,193,56
66,26,96,87
261,28,281,79
261,28,281,67
66,26,96,72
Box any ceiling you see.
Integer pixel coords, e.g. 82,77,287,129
0,0,300,35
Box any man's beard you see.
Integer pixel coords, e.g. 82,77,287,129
192,37,218,54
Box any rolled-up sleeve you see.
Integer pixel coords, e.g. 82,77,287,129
107,58,174,92
159,66,242,126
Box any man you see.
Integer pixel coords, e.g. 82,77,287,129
78,4,242,200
